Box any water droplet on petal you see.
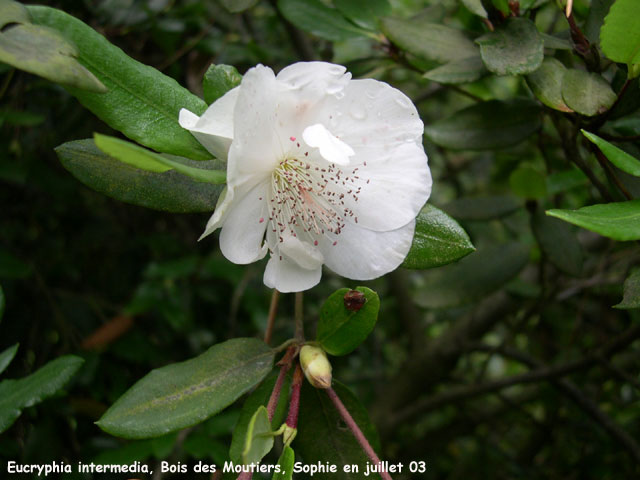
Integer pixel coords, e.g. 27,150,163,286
394,95,413,109
349,106,366,120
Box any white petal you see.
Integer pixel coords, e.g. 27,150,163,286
218,181,269,264
319,220,415,280
302,123,354,166
199,186,232,241
178,87,239,160
279,233,324,270
277,62,351,99
264,254,322,293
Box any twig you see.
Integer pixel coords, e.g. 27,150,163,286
266,346,297,420
264,289,280,345
593,148,634,200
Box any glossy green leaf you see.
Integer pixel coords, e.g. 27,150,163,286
220,0,259,13
547,200,640,241
614,269,640,309
317,287,380,356
582,130,640,177
94,134,225,184
561,69,617,116
273,446,295,480
476,18,543,75
423,55,486,84
56,139,223,213
277,0,367,41
0,343,18,376
333,0,391,30
0,0,30,28
381,17,478,63
0,23,106,92
526,58,573,112
600,0,640,68
442,195,521,220
242,406,274,465
0,355,84,433
415,243,529,308
509,166,547,199
403,204,475,269
424,99,541,150
230,371,291,463
97,338,275,439
203,64,242,105
532,211,583,277
27,6,210,160
297,381,381,480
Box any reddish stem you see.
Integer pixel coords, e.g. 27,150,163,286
326,387,393,480
266,347,296,421
286,365,303,428
264,289,280,345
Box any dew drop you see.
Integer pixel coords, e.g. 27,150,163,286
349,105,366,120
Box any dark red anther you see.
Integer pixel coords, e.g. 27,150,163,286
344,290,366,312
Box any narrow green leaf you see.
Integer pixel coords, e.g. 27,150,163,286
230,371,291,463
0,23,106,92
333,0,391,31
0,343,19,376
297,381,381,480
547,200,640,241
423,56,486,85
56,139,223,213
242,406,274,465
509,166,547,199
582,130,640,177
526,58,573,112
403,204,475,269
461,0,487,18
97,338,275,439
277,0,367,41
0,0,31,29
531,211,583,277
220,0,259,13
273,446,295,480
317,287,380,356
381,17,478,64
442,195,521,220
614,269,640,309
600,0,640,67
0,355,84,433
476,18,544,75
561,69,617,116
203,64,242,105
94,134,226,184
27,6,210,160
415,243,529,308
424,99,541,150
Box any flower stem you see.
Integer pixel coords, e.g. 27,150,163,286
264,289,280,345
294,292,304,341
325,387,393,480
286,365,303,428
266,347,296,421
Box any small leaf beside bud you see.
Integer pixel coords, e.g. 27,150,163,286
299,345,332,389
282,424,297,447
344,289,366,311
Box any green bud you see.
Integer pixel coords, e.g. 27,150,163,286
300,345,332,389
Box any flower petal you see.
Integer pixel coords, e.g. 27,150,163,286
319,220,415,280
302,123,354,166
264,254,322,292
279,233,324,270
277,62,351,99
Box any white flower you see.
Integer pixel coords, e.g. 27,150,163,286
179,62,431,292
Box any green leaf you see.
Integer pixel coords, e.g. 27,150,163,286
461,0,487,18
582,130,640,177
415,243,529,308
0,0,31,28
526,58,573,112
561,69,617,116
97,338,275,439
546,169,589,195
0,355,84,433
531,211,583,277
94,134,225,184
547,200,640,241
0,22,106,92
316,287,380,356
585,0,615,44
424,99,541,150
242,406,274,465
333,0,391,31
403,204,475,269
55,139,223,213
297,381,381,480
273,446,295,480
423,56,486,85
229,371,291,463
442,195,521,220
600,0,640,68
380,17,478,64
476,18,544,75
509,166,547,199
0,343,18,376
614,269,640,309
540,33,572,50
27,5,210,160
277,0,367,41
203,64,242,105
219,0,259,13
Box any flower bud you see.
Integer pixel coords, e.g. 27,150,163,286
300,345,332,389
